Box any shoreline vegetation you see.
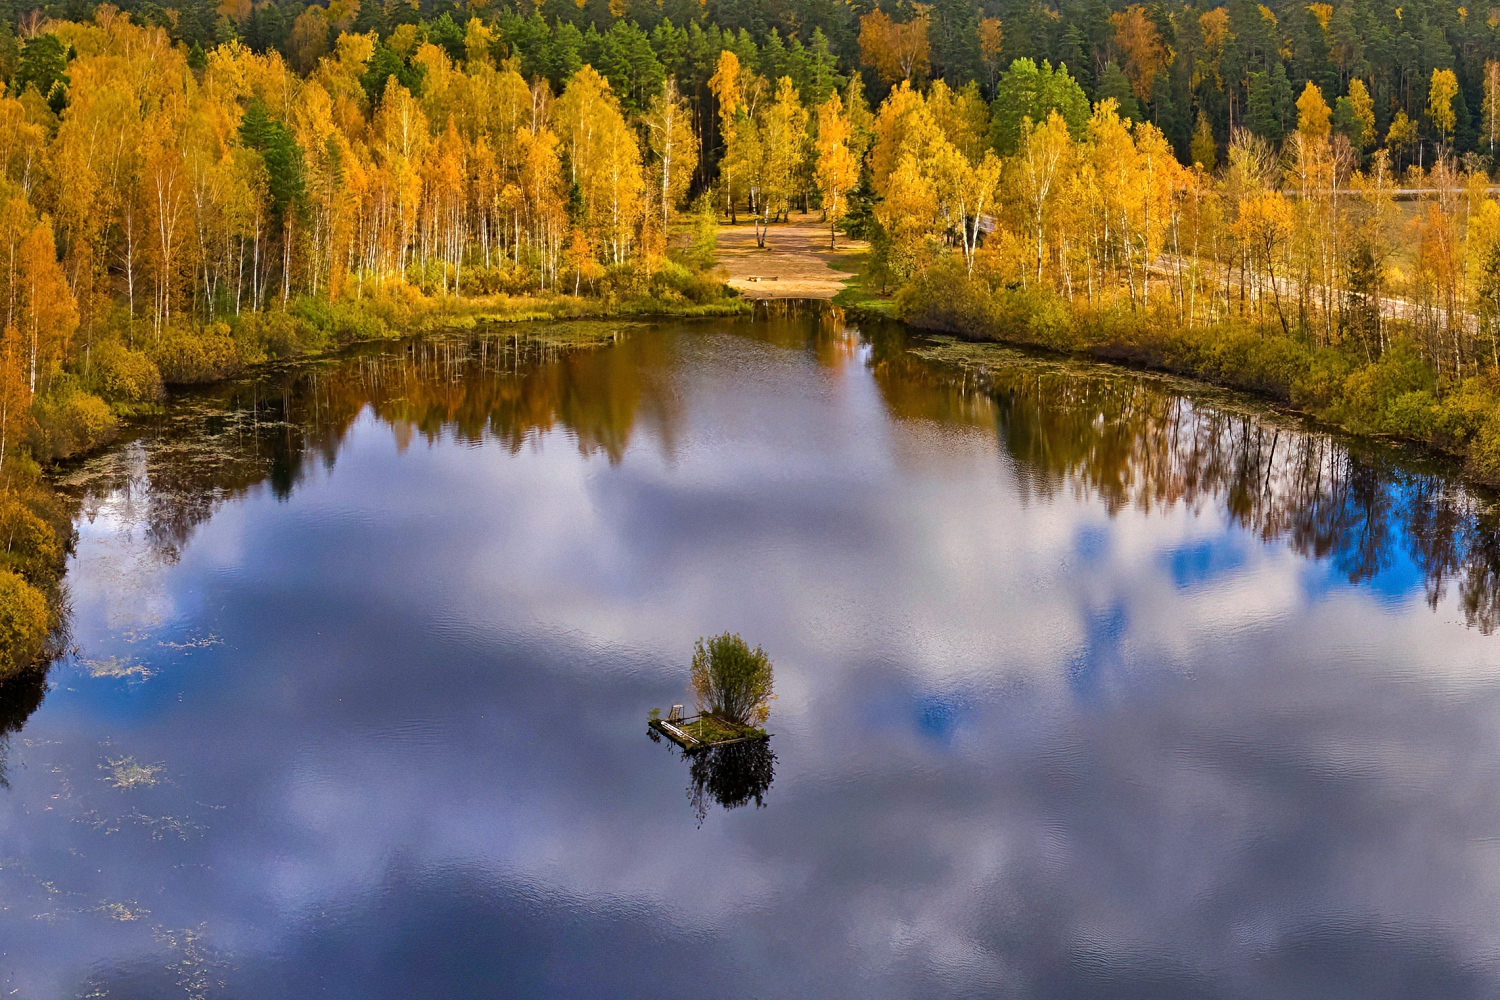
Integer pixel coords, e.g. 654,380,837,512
815,75,1500,497
840,244,1500,489
5,0,1500,675
838,254,1500,484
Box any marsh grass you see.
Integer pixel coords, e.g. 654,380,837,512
679,714,768,745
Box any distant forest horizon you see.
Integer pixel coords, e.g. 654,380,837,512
3,0,1495,169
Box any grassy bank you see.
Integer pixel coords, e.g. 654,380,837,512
829,246,895,317
137,286,750,390
864,260,1500,487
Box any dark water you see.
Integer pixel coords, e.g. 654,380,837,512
7,308,1500,998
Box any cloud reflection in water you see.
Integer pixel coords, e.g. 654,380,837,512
0,311,1497,997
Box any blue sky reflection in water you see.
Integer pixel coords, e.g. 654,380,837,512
6,312,1500,997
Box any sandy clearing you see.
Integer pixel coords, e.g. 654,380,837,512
715,212,867,300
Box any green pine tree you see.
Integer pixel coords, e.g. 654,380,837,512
1246,70,1282,141
1095,61,1141,123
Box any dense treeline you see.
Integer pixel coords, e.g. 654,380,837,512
0,4,780,675
856,40,1500,488
48,0,1500,163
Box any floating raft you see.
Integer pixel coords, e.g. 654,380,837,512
649,713,770,752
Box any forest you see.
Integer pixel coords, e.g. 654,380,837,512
0,0,1499,675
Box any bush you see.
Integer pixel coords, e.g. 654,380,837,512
690,633,774,726
0,495,60,586
1382,389,1441,440
237,310,327,359
896,261,1076,350
461,264,542,296
290,296,391,345
869,221,945,295
683,194,719,271
28,378,117,461
0,569,49,679
1430,378,1497,449
1335,341,1434,432
1194,326,1315,398
1466,400,1500,483
598,261,647,298
1290,348,1355,411
151,322,244,383
651,260,729,304
90,340,163,404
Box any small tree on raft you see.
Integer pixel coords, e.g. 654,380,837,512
691,633,774,726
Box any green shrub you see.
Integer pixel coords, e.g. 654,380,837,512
293,297,390,345
1336,341,1434,432
1290,349,1355,410
682,193,719,271
651,260,729,304
1202,328,1313,397
897,263,1078,351
0,495,60,586
28,378,116,461
0,569,49,678
151,323,244,383
462,264,542,296
690,633,774,726
1382,389,1441,440
1466,404,1500,483
600,261,648,298
1429,379,1497,449
237,310,327,359
90,340,163,404
870,223,944,295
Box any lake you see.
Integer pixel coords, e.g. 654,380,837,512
6,306,1500,998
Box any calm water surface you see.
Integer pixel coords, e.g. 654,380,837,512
6,309,1500,997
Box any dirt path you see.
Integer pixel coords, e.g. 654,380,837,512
715,212,867,299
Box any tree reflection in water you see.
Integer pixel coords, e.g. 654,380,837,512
686,740,776,826
864,322,1500,633
0,667,47,787
646,724,777,824
52,326,682,569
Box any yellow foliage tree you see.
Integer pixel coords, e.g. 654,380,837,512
1428,68,1460,151
753,76,809,245
1110,5,1168,101
1386,109,1419,168
859,11,931,84
17,219,77,393
1296,83,1331,144
1345,79,1376,150
0,324,30,473
644,78,699,232
814,93,858,250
